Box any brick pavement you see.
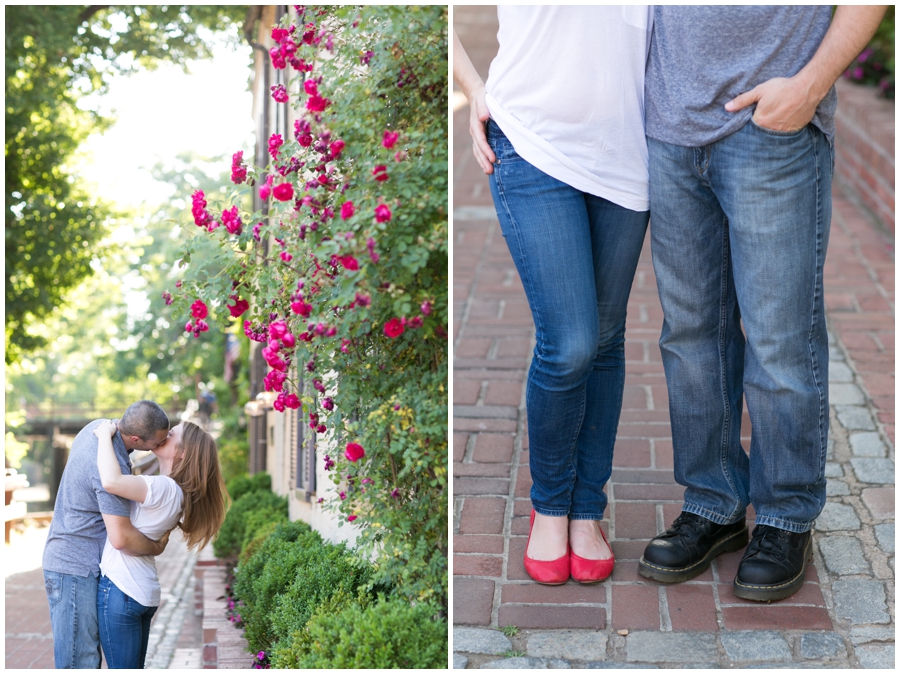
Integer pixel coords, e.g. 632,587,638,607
452,5,894,668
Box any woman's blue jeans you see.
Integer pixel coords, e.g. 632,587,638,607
649,120,834,533
487,119,650,520
97,575,158,669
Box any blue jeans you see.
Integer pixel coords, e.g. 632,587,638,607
487,119,650,519
44,570,102,668
649,119,834,533
97,575,157,669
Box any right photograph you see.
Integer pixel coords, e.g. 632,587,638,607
453,4,895,669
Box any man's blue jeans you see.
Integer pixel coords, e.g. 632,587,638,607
649,119,834,533
43,570,102,668
487,119,650,519
97,575,158,669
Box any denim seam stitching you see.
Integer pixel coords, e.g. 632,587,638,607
716,217,742,517
806,132,829,501
69,576,78,669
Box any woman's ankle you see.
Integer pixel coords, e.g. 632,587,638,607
527,512,569,561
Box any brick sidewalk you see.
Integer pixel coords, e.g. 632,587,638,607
452,5,894,669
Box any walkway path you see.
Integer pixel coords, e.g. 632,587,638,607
453,6,894,669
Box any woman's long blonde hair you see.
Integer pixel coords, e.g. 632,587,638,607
168,422,230,551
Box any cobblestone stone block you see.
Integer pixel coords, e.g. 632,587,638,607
625,632,718,663
824,462,844,478
826,480,850,496
849,626,895,645
455,653,469,669
850,458,895,484
454,628,513,655
815,502,862,531
526,631,608,661
832,580,891,624
481,657,571,669
721,631,791,662
850,432,887,457
828,362,853,381
861,487,895,519
818,536,870,575
800,632,847,659
836,407,877,431
829,345,845,361
855,643,894,669
874,523,894,553
829,384,865,406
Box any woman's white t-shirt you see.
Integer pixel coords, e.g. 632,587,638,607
99,475,183,607
485,6,652,212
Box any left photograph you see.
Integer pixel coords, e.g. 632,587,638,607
6,4,448,669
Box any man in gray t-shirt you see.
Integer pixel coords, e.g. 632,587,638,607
42,400,171,668
638,7,886,602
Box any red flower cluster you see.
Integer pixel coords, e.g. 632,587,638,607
191,299,208,319
340,201,355,220
222,206,242,235
231,151,247,184
271,84,289,103
191,190,212,228
228,296,249,317
268,134,283,161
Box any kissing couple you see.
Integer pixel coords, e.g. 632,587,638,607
42,400,229,668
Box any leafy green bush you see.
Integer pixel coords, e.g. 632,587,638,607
225,471,271,503
267,541,372,657
279,597,447,669
213,485,287,558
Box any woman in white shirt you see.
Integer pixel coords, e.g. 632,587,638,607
93,419,229,668
454,6,652,585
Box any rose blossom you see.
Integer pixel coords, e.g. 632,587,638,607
374,204,392,222
191,299,209,319
273,183,294,201
344,442,365,462
383,317,404,338
372,164,389,182
382,130,399,149
340,201,355,220
338,256,359,271
259,175,274,200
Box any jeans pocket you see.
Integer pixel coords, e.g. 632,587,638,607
44,573,62,608
749,116,807,138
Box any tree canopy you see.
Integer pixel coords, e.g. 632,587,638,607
5,5,247,363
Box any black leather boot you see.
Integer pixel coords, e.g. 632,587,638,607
639,511,748,583
733,525,812,601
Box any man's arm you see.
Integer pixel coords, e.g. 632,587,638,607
102,513,170,556
725,6,888,131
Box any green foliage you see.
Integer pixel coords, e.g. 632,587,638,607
225,471,271,503
213,480,287,558
279,596,447,669
176,2,448,609
5,5,247,363
501,625,520,638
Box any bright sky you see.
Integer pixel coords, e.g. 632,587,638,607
79,36,255,211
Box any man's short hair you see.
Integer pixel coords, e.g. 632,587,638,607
118,400,170,440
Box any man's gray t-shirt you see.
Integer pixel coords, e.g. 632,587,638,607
646,6,836,147
42,419,133,578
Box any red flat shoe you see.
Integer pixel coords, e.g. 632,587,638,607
524,510,570,585
570,523,615,583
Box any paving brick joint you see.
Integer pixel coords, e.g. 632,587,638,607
453,6,894,669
